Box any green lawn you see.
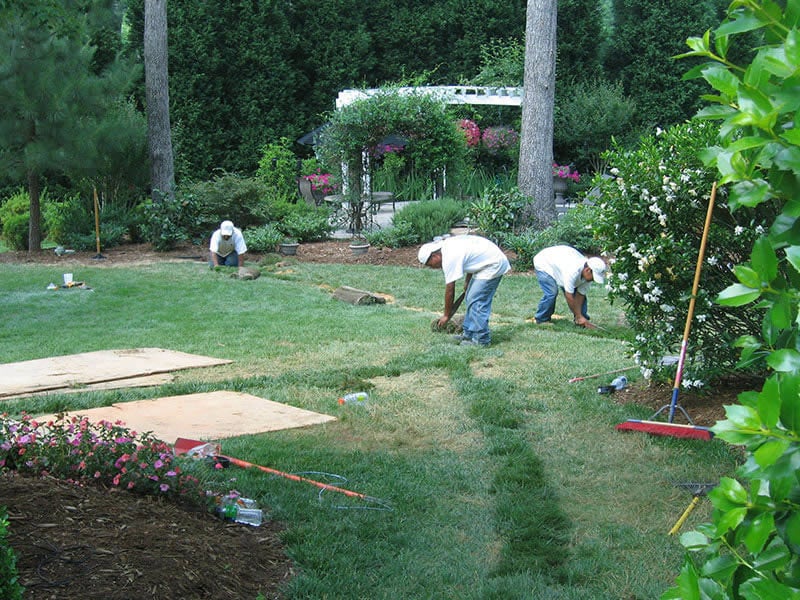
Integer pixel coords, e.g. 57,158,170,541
0,259,738,599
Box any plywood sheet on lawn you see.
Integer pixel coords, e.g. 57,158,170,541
13,374,174,399
37,391,337,443
0,348,232,399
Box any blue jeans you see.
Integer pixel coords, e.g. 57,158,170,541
462,276,504,345
210,252,239,267
534,270,589,323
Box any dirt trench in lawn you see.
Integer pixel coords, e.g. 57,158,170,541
2,241,745,598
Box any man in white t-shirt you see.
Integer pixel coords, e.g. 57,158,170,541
418,235,511,347
209,220,248,267
532,245,606,328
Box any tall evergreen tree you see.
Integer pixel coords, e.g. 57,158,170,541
604,0,726,128
0,1,138,250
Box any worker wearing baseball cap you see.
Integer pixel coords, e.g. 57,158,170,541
209,220,248,267
418,234,510,347
532,244,606,329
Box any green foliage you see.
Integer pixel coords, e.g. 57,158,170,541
468,185,529,244
603,0,727,129
244,223,284,253
392,198,468,243
554,78,639,174
469,37,525,87
277,205,332,242
660,2,800,597
181,173,269,238
316,90,465,200
363,219,418,248
0,1,140,250
43,192,131,251
595,121,767,385
0,188,34,251
506,203,604,270
256,137,300,202
0,507,23,600
143,193,202,251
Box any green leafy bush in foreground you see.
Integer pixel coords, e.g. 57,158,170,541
661,1,800,598
0,507,23,600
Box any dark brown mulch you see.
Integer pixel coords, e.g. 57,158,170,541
1,241,753,598
0,473,292,599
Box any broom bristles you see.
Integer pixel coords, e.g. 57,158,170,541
615,419,713,441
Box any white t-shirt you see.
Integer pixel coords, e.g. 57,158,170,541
440,235,511,284
533,245,591,294
209,228,247,257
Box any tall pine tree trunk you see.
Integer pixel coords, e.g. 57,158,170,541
144,0,175,203
27,169,42,252
518,0,557,228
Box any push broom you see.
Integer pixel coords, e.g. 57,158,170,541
615,183,718,441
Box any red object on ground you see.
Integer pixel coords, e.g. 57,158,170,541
615,420,713,441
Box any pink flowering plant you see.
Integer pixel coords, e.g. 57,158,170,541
481,126,519,156
303,170,339,196
0,413,216,510
552,163,581,183
458,119,481,147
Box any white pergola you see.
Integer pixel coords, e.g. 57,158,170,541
335,85,523,109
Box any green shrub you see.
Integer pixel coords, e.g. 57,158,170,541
661,2,800,597
0,507,23,600
506,203,603,270
144,193,202,251
467,185,529,244
44,193,131,251
392,198,468,243
278,205,332,242
184,172,269,236
364,219,419,248
595,120,767,385
256,137,299,202
244,223,284,253
0,188,35,251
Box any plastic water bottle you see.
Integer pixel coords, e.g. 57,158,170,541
338,392,369,405
611,376,628,391
218,504,263,526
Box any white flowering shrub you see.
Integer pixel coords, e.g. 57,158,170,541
595,121,775,385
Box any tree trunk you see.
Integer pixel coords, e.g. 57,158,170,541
144,0,175,203
27,169,42,252
518,0,557,228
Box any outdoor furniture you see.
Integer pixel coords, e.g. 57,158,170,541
324,191,395,234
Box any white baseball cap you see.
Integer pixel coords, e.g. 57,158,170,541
417,240,444,265
587,257,606,283
220,220,234,236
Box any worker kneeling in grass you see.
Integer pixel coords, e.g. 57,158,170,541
532,244,606,329
418,235,510,348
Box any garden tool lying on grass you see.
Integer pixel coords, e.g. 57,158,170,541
668,482,716,535
430,290,465,333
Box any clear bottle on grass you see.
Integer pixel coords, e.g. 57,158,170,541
338,392,369,405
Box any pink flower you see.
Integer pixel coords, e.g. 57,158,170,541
458,119,481,147
553,163,581,182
